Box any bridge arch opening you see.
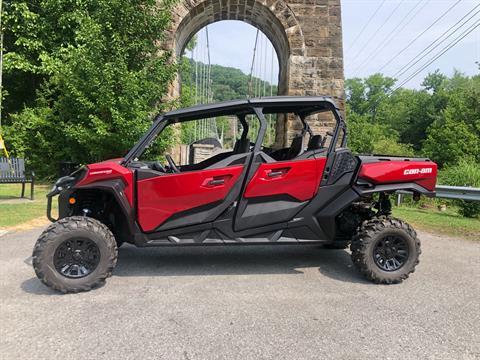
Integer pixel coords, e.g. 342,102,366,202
169,0,307,99
163,0,344,146
180,21,280,102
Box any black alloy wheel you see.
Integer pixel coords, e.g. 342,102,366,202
373,235,409,272
54,238,101,278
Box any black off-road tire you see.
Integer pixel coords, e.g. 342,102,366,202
350,216,421,284
32,216,118,293
116,238,125,248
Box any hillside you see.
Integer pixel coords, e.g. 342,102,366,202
181,60,278,103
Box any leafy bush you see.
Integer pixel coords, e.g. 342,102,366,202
347,112,414,156
439,159,480,218
3,0,178,178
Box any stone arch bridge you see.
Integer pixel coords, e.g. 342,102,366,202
163,0,344,145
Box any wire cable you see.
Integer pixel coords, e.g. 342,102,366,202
394,4,480,79
248,29,260,98
353,0,429,75
377,0,463,73
346,0,387,54
350,0,405,65
393,18,480,91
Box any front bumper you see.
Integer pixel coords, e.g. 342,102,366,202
46,190,59,222
46,168,86,222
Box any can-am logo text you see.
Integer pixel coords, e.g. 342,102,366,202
403,168,433,175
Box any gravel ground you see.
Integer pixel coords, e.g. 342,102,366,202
1,227,479,360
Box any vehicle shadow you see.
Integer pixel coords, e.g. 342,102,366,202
20,245,369,295
21,277,63,295
114,244,369,284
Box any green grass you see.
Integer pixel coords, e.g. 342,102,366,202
393,206,480,240
0,183,57,228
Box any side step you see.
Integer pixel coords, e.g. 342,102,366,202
146,229,324,246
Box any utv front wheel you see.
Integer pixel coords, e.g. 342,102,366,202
350,217,420,284
32,216,118,293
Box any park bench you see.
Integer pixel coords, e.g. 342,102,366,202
0,157,35,200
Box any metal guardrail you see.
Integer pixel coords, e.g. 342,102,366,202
397,185,480,203
434,185,480,201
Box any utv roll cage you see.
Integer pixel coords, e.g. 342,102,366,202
122,96,347,165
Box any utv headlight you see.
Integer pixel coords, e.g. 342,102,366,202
48,167,86,196
53,176,76,192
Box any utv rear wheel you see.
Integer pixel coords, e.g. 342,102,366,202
32,216,118,293
350,216,420,284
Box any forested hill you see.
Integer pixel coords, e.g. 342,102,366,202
181,60,278,103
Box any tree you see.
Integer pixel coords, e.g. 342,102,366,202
3,0,178,177
376,88,435,150
421,70,447,94
346,108,414,156
345,74,395,119
423,74,480,167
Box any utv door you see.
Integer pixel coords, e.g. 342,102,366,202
136,164,247,232
234,155,326,231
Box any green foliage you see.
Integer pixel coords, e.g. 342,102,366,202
423,74,480,167
345,75,415,156
179,58,277,146
347,71,480,218
347,110,414,156
438,159,480,218
181,59,277,103
2,0,178,177
346,71,480,170
345,74,395,118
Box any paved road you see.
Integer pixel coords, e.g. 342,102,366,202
1,227,479,360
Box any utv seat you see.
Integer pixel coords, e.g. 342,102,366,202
307,135,323,151
270,135,304,161
233,137,250,154
179,137,252,172
297,135,327,159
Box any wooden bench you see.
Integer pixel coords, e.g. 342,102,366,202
0,157,35,200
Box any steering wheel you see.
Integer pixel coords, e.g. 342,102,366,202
152,161,166,173
165,154,180,173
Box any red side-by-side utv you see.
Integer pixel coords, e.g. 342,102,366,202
32,97,437,293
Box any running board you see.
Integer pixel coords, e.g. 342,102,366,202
145,228,325,246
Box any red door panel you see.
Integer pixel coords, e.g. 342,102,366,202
244,158,326,201
137,166,244,231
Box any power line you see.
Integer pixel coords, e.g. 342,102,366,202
377,0,463,73
350,0,405,65
353,0,429,75
394,4,480,79
393,18,480,91
346,0,387,54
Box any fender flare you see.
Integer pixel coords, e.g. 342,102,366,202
353,182,436,197
60,179,142,238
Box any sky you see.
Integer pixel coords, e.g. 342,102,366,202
185,0,480,89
